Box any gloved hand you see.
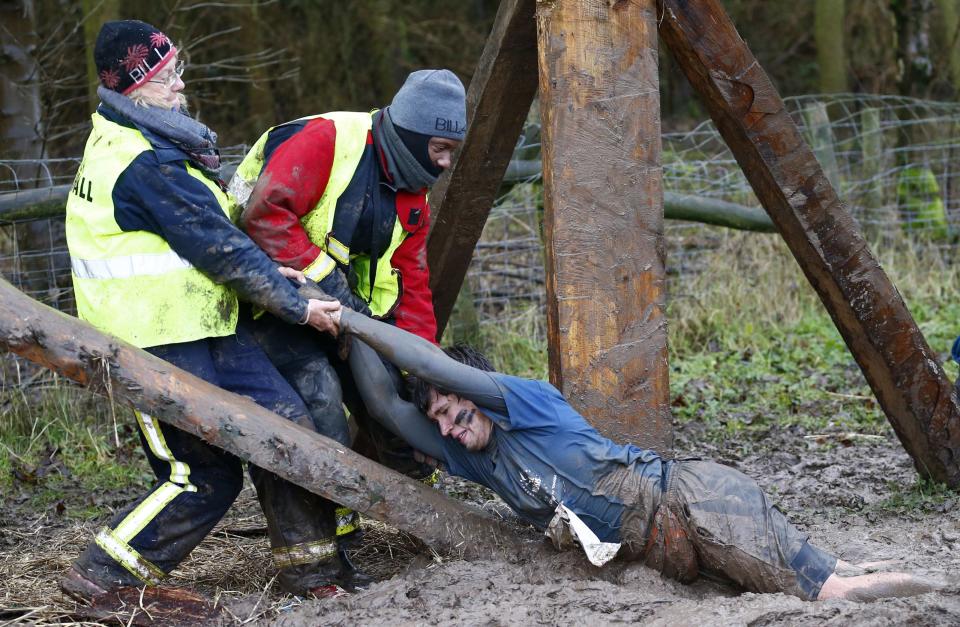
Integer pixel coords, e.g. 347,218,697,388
317,267,372,318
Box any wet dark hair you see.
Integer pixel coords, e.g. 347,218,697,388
407,343,495,413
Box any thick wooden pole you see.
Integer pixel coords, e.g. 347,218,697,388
537,0,671,451
0,278,524,556
659,0,960,486
427,0,540,338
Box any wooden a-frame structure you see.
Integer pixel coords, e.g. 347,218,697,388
427,0,960,486
2,0,959,554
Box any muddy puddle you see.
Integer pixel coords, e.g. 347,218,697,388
262,424,960,626
2,422,958,625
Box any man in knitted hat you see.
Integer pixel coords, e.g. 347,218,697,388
229,69,466,588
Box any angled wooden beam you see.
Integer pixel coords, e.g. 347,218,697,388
427,0,539,338
0,277,526,556
537,0,671,451
658,0,960,486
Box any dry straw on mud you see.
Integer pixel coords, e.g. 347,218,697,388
0,483,435,625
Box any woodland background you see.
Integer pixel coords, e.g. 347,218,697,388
4,5,960,621
4,0,960,162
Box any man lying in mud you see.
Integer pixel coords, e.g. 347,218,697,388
309,297,938,602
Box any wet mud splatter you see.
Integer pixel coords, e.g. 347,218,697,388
267,423,960,626
2,422,958,625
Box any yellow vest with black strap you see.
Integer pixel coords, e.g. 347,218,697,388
66,112,238,348
231,111,407,318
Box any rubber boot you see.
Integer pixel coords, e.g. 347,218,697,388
60,566,111,604
336,546,375,592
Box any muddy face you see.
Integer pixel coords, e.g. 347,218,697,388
426,388,492,451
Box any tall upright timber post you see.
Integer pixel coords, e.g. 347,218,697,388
537,0,671,451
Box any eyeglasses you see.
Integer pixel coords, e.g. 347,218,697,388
147,61,185,88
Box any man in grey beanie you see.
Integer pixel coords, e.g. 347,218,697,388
226,69,465,593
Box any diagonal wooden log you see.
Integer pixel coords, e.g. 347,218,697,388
658,0,960,486
537,0,671,451
0,277,528,556
427,0,539,338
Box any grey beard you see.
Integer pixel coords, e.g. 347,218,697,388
373,108,437,192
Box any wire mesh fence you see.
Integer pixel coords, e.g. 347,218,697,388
2,93,960,352
465,93,960,323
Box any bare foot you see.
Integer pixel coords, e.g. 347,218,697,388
818,571,941,601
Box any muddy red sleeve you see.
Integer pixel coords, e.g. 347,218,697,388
242,118,337,270
390,197,438,344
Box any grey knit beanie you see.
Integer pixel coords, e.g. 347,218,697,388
387,69,466,140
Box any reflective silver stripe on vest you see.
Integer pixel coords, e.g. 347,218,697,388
227,173,255,210
302,253,336,282
71,251,194,280
325,235,351,265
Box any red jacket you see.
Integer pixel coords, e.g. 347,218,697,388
242,116,438,343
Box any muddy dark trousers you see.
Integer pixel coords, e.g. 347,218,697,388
71,325,339,595
335,354,439,483
242,310,368,574
250,308,434,478
637,460,838,600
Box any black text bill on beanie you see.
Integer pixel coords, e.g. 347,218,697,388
95,20,177,95
387,69,467,141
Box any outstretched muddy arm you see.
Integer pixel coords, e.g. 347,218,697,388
340,309,507,412
348,338,447,462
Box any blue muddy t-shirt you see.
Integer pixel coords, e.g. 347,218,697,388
440,374,664,542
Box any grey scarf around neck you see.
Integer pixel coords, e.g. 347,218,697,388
373,108,437,192
97,86,221,176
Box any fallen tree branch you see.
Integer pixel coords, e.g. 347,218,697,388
0,277,530,557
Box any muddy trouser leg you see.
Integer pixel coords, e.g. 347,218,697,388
668,460,838,600
242,313,359,592
335,353,438,483
72,338,248,588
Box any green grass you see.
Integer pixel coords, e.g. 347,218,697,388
876,477,954,514
0,374,149,517
667,231,960,440
477,306,549,380
4,229,960,509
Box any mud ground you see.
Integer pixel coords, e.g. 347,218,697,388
2,421,958,626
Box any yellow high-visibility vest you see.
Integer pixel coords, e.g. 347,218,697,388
66,112,238,348
231,111,407,318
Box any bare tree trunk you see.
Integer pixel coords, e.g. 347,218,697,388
240,0,274,133
803,101,841,190
859,107,895,240
81,0,118,111
893,0,935,97
815,0,847,93
0,0,43,170
0,1,68,311
537,0,671,451
0,276,530,558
